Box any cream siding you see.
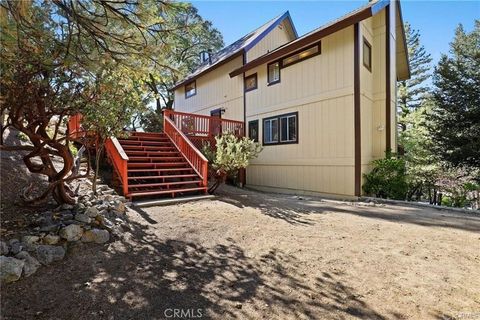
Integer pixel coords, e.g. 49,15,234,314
246,26,356,197
246,21,295,62
174,56,244,121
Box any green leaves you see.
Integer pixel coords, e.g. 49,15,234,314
363,153,408,200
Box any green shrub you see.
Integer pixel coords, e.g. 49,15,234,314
362,153,408,200
17,132,29,142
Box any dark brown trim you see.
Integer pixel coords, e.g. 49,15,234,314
396,1,411,79
248,120,259,142
184,80,196,99
385,4,391,152
267,61,281,85
362,37,372,72
354,23,361,197
229,2,387,78
241,53,247,186
262,112,299,146
244,73,258,92
280,42,321,68
174,50,244,90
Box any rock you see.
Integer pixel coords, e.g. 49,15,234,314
59,224,83,241
61,213,74,221
8,239,22,255
75,213,91,224
39,223,61,233
85,207,99,218
0,256,24,283
22,235,40,245
81,229,110,244
75,202,86,212
0,241,9,255
43,234,60,245
61,204,74,210
15,251,41,277
35,245,65,265
112,200,125,214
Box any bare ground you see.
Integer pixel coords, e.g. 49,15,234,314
1,185,480,320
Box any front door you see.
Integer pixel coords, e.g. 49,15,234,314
210,108,222,136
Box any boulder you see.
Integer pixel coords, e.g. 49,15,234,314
15,251,41,277
59,224,83,241
112,200,126,214
74,213,91,224
0,241,9,255
0,256,24,283
85,207,99,218
43,234,60,245
60,204,74,210
22,235,40,245
81,229,110,244
8,239,22,255
35,245,65,265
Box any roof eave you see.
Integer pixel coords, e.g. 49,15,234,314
229,1,390,78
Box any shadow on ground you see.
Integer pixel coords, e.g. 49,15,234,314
1,213,386,320
215,186,480,233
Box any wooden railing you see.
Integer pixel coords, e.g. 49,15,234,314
163,110,244,149
105,137,129,196
164,115,208,189
68,114,84,140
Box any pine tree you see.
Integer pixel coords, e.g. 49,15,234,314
397,22,433,132
428,21,480,171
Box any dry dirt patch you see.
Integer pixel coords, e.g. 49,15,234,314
1,185,479,319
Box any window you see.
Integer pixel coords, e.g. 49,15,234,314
363,38,372,72
248,120,259,142
185,81,196,98
245,73,257,92
267,62,280,85
282,44,320,67
263,112,298,145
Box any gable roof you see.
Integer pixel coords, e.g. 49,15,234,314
172,11,297,90
229,0,410,80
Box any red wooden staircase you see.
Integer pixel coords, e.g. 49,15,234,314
107,131,208,200
69,110,244,202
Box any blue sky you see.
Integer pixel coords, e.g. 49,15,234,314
191,0,479,68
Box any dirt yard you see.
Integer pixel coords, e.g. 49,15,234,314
2,185,479,320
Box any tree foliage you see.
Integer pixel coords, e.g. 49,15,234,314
363,153,408,200
428,21,480,171
202,134,262,194
0,0,208,204
397,22,433,132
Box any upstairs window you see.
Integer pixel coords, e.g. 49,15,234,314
282,44,320,67
185,81,196,98
245,73,258,92
267,62,280,85
363,38,372,72
248,120,259,142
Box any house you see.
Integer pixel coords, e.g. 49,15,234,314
172,0,410,199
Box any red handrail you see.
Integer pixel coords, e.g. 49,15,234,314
68,114,84,139
163,115,208,189
164,109,244,138
105,137,129,196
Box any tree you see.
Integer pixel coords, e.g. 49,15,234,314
0,0,200,204
139,5,224,131
202,134,262,194
397,22,433,132
428,21,480,171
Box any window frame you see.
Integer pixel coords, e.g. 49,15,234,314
262,112,299,146
281,42,321,68
184,80,196,99
267,61,281,86
248,120,259,142
244,73,258,92
362,37,372,72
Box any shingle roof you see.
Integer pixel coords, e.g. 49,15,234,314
172,11,297,90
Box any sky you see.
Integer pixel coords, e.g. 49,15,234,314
191,0,479,68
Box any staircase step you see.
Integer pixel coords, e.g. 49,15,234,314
127,187,207,198
128,162,189,169
128,174,198,180
128,168,195,174
129,180,202,188
124,151,180,156
129,132,166,137
128,156,185,162
127,136,170,142
119,140,173,146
